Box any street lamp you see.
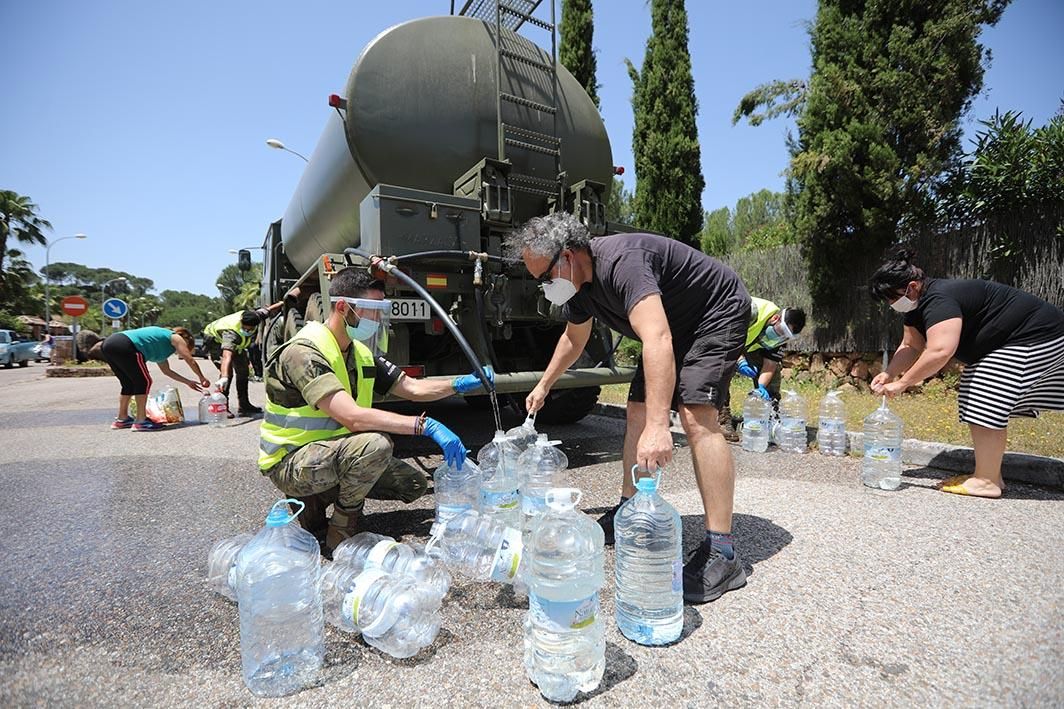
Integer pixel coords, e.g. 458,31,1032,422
101,277,128,335
265,138,309,163
44,233,87,335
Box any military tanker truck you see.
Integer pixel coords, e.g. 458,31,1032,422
252,0,636,423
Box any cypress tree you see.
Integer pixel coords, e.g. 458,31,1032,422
559,0,599,108
626,0,704,246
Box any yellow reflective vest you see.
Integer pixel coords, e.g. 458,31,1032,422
745,297,781,354
258,321,376,472
204,312,253,353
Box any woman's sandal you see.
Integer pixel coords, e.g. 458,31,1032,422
938,474,1005,498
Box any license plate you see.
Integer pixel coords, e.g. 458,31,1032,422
390,298,431,321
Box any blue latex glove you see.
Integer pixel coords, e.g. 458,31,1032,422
755,385,772,401
423,417,469,469
737,360,758,380
453,365,495,394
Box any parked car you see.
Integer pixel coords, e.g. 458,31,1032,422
193,336,208,358
0,330,37,368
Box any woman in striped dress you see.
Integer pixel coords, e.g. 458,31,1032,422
869,248,1064,498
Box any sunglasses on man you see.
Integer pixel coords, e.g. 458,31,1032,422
534,247,564,285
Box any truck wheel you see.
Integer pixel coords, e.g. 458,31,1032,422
535,386,601,425
262,312,287,362
304,293,324,322
284,306,305,341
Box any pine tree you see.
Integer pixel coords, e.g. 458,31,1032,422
626,0,704,246
559,0,599,108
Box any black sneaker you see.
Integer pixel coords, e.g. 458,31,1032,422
682,543,747,604
238,404,263,417
596,503,622,546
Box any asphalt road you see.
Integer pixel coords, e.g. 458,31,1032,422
1,361,1061,707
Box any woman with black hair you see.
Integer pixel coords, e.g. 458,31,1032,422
868,248,1064,497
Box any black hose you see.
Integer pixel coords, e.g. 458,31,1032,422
345,247,495,393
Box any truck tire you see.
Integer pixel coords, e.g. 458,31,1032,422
284,306,305,341
262,312,287,362
535,385,601,425
304,293,324,322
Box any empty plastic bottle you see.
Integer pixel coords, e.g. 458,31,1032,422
523,488,605,703
614,467,682,646
817,390,848,456
197,392,211,425
207,389,228,428
516,434,569,536
476,430,521,530
431,457,482,536
428,509,523,585
741,390,771,453
777,390,808,453
206,532,252,601
332,532,450,600
862,398,904,490
233,499,324,697
319,563,442,659
505,412,539,454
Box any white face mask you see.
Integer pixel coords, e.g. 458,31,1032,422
890,286,918,313
541,256,578,306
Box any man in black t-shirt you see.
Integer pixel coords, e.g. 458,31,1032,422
506,212,751,604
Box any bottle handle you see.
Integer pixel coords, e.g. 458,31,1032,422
545,487,582,510
629,464,663,489
269,498,304,525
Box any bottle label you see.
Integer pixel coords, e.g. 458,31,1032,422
864,444,900,463
820,419,845,434
489,526,522,582
207,403,227,414
529,591,599,631
366,540,398,568
521,493,547,516
342,567,388,630
480,488,519,512
744,419,767,433
781,417,805,432
672,560,683,593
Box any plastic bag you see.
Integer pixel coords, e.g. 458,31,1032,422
131,387,185,424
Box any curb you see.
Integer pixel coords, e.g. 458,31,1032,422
592,403,1064,489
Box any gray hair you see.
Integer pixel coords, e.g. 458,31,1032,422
503,212,591,261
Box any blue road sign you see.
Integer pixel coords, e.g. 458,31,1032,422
102,298,129,319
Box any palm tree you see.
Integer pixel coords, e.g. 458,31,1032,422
0,191,52,275
0,248,42,312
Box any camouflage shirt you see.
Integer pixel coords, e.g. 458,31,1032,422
219,329,251,354
265,341,402,409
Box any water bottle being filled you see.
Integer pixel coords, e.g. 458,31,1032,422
207,389,228,428
206,532,253,601
431,457,482,536
505,412,539,454
741,390,771,453
516,434,569,536
476,430,521,531
777,390,808,453
331,532,450,600
319,562,442,659
428,509,523,585
614,467,683,646
862,398,904,490
233,499,324,697
523,488,605,703
817,390,848,456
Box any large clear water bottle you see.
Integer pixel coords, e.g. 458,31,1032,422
476,431,521,530
332,532,450,600
777,390,808,453
741,390,771,453
614,467,682,645
319,563,442,659
233,499,324,697
197,393,211,425
428,509,523,585
431,457,482,536
505,412,539,454
817,390,848,456
516,434,569,536
523,488,605,703
207,390,228,428
862,398,904,490
206,532,252,601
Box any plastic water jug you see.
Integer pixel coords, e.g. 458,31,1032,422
817,390,847,456
431,457,482,536
207,390,228,428
332,532,450,600
777,390,808,453
476,430,521,530
197,393,211,425
505,412,539,454
523,488,605,703
428,509,523,585
516,434,569,536
862,398,903,490
233,499,324,697
741,390,771,453
206,532,252,601
614,467,682,645
319,562,442,659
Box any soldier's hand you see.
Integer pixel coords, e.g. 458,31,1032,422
453,366,494,394
422,417,469,469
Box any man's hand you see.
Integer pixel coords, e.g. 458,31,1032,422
870,372,892,394
453,366,494,394
636,422,673,471
879,380,910,398
215,377,229,391
737,359,758,380
422,418,469,469
755,384,772,401
526,382,549,414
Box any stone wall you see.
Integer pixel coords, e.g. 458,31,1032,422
779,353,964,392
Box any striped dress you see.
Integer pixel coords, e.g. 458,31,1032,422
957,334,1064,429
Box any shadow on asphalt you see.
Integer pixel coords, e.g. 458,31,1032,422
681,513,793,577
569,641,638,705
903,466,1064,501
0,408,126,428
362,505,438,540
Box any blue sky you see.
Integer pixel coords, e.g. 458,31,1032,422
2,0,1061,297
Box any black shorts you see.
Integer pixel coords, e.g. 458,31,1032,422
101,333,153,396
628,311,748,410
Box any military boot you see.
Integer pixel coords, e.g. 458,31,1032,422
325,503,362,560
290,486,340,555
719,405,739,443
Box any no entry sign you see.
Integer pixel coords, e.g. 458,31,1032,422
61,295,90,317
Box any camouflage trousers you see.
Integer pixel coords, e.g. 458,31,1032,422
267,432,428,513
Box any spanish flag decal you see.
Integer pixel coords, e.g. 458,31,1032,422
426,274,448,289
